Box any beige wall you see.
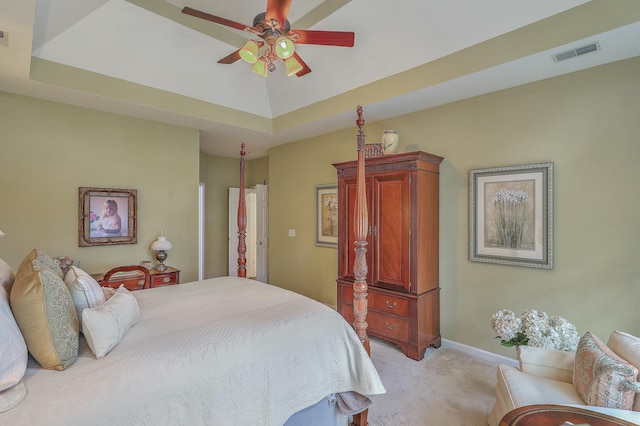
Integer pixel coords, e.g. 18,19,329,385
2,57,639,359
0,92,200,282
267,57,640,357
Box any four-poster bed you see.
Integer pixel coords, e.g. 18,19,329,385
1,107,383,426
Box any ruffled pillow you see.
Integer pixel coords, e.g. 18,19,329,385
82,286,139,359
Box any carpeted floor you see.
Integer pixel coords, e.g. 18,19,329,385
367,337,499,426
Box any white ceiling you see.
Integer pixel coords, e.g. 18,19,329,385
2,0,640,158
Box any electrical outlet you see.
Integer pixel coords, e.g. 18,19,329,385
288,229,296,237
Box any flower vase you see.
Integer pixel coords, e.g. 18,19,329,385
382,130,399,155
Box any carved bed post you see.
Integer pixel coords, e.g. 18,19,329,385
237,143,247,278
351,106,370,426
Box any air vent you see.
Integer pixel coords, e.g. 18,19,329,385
552,42,600,63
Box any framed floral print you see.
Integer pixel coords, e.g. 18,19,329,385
315,184,338,248
469,163,553,269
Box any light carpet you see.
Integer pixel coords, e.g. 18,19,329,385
367,337,499,426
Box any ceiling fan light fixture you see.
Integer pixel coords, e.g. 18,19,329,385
275,36,295,59
239,40,259,64
284,56,303,76
251,59,269,77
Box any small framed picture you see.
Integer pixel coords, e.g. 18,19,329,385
469,163,553,269
315,184,338,248
78,187,137,247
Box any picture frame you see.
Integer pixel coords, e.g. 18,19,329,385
469,163,553,269
315,184,338,248
78,187,137,247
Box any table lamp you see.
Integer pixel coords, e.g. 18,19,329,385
150,231,172,271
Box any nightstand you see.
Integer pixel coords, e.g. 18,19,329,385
92,266,180,291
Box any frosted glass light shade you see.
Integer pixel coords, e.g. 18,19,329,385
285,57,303,76
251,60,269,77
239,40,259,64
151,236,172,251
275,36,295,59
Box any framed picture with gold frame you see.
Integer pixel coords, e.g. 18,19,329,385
315,184,338,248
78,187,137,247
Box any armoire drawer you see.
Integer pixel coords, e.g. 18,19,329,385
341,306,410,343
341,284,410,318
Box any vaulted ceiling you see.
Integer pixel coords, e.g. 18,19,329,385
2,0,640,158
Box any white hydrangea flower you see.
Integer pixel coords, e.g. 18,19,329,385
491,308,579,351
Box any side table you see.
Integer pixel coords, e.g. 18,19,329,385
92,266,180,291
500,404,637,426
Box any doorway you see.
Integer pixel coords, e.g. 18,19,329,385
228,184,268,282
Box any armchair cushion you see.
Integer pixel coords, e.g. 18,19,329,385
573,332,639,410
608,330,640,411
518,345,575,383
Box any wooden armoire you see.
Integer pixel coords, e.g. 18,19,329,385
334,151,443,360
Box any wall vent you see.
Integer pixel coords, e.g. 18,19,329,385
552,42,600,63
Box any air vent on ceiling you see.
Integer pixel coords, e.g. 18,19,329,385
552,42,600,63
0,31,7,47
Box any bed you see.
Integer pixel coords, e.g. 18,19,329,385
0,107,382,425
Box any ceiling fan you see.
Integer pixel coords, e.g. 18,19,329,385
182,0,355,77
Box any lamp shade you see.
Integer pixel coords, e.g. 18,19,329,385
275,36,295,59
285,56,303,76
239,40,259,64
151,236,172,251
251,59,269,77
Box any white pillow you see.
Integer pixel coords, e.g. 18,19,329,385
0,286,28,411
64,265,106,328
82,286,139,359
0,258,15,294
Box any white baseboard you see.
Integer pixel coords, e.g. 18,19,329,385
442,338,518,367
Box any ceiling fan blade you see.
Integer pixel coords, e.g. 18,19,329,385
288,29,354,47
266,0,292,29
292,52,311,77
182,7,253,32
218,50,242,64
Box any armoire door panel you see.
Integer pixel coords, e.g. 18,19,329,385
373,173,410,291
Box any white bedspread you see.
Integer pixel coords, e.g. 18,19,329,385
1,277,385,425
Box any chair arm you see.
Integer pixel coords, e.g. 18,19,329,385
102,265,151,290
518,345,575,383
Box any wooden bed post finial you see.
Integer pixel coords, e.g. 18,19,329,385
352,107,370,426
353,106,369,353
237,143,247,278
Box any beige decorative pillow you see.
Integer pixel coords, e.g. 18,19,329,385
82,286,139,359
10,249,79,371
64,266,106,328
573,332,640,410
0,258,15,294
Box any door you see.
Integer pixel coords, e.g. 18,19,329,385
255,184,269,283
228,186,269,281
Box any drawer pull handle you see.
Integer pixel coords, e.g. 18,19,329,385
162,277,171,283
385,301,397,309
385,322,397,330
137,280,144,286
